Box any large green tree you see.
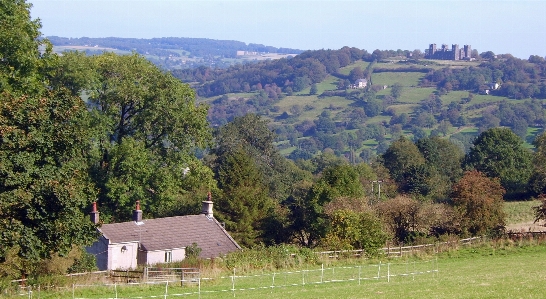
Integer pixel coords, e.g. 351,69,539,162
287,163,366,247
529,132,546,195
211,114,306,202
415,136,464,200
0,89,98,268
0,0,43,93
390,82,403,99
82,53,212,221
322,209,387,254
215,147,273,247
381,136,426,192
210,114,309,245
464,127,532,198
0,0,98,277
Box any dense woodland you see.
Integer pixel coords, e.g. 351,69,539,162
3,0,546,285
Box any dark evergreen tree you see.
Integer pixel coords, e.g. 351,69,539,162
215,147,273,247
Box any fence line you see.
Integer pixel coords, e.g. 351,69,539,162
316,236,482,258
11,237,472,296
15,259,438,299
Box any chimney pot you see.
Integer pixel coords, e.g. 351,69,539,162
90,201,100,224
202,192,213,218
133,200,143,223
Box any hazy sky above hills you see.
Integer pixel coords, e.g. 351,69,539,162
31,0,546,59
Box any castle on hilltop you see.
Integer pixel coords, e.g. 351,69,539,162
425,44,472,61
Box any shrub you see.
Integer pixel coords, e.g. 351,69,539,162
321,209,387,256
222,244,317,272
451,170,506,236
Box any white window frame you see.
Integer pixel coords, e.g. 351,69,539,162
165,250,172,263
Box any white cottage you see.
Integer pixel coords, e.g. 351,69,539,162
86,196,240,270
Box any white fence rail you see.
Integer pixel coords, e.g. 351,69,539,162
12,237,481,298
316,236,482,258
14,259,438,299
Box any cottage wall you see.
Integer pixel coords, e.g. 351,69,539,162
146,248,186,265
108,242,139,270
86,236,109,270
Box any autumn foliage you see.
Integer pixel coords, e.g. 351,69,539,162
451,170,506,236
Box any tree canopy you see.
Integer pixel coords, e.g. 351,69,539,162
82,53,212,221
464,127,532,198
0,0,43,92
0,0,97,267
381,136,426,192
0,0,213,276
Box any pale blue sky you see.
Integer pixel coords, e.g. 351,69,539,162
31,0,546,59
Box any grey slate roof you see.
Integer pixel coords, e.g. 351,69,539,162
98,214,240,259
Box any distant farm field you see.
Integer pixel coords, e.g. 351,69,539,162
338,61,371,75
371,72,424,87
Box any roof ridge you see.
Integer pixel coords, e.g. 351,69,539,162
212,218,241,249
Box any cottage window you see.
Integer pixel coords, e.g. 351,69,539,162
165,251,172,263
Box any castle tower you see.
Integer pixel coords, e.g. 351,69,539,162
452,44,460,60
464,45,472,59
428,44,437,57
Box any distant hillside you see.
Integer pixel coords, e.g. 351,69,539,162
186,48,546,162
46,36,304,69
47,35,546,161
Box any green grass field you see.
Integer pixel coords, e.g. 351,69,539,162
17,243,546,299
371,72,424,87
338,61,371,75
505,200,540,225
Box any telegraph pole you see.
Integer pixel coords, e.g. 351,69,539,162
371,180,383,203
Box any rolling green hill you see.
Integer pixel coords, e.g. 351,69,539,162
200,56,546,161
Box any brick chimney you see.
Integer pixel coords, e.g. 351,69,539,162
90,201,100,224
201,192,213,218
133,200,143,222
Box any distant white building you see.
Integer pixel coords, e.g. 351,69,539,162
236,51,259,56
349,78,368,89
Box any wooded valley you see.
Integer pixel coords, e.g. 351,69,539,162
3,0,546,287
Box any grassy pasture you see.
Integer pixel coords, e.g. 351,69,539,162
371,72,424,87
314,75,340,93
440,90,470,104
338,61,371,75
373,61,419,70
526,127,544,146
397,87,436,103
430,59,481,69
18,243,546,299
505,200,540,225
197,244,546,299
385,103,418,115
272,95,352,124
